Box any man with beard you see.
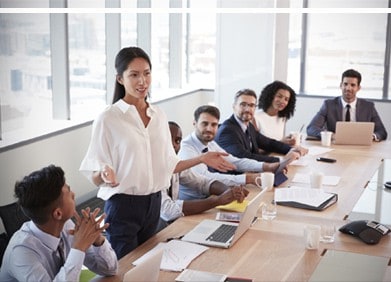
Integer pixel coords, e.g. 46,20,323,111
214,89,308,165
178,105,291,201
306,69,387,141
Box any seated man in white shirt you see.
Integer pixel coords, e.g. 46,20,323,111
157,121,249,231
178,105,295,201
0,165,118,282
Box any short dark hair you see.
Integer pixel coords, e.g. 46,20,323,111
194,105,220,122
342,69,361,86
112,46,152,103
234,88,257,103
258,80,296,119
14,165,65,225
168,121,180,128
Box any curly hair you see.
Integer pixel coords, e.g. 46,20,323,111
258,80,296,120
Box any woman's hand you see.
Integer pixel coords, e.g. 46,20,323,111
200,151,236,172
100,165,120,187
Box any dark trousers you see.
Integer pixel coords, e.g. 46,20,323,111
104,191,161,259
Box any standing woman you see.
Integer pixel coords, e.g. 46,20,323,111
80,47,235,259
252,80,297,145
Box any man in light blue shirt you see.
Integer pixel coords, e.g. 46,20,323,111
179,105,292,200
158,121,248,230
0,165,117,282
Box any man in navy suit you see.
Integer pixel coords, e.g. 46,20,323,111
215,89,308,163
307,69,387,141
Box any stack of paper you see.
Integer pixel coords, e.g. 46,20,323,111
275,186,337,211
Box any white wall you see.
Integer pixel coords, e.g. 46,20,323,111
215,0,276,120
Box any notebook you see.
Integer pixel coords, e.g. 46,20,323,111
334,121,374,145
181,188,266,248
123,248,163,282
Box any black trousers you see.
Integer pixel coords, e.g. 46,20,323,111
104,191,161,259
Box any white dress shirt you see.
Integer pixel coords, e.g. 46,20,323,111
341,97,357,122
178,131,264,200
0,220,117,282
160,169,214,222
79,99,179,200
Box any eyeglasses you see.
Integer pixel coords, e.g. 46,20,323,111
238,102,257,109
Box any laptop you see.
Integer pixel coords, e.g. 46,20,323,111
123,248,163,282
181,188,266,248
334,121,374,146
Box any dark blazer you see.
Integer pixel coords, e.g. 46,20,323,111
215,115,291,163
306,97,388,141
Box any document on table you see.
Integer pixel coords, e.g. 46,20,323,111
275,186,337,210
132,240,209,272
307,146,334,156
292,173,341,186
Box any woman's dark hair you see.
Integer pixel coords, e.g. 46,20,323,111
258,80,296,120
112,46,152,103
14,165,65,225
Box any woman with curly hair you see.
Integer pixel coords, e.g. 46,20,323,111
252,80,297,145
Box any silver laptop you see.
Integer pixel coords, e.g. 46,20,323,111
123,248,163,282
181,188,266,248
334,121,374,145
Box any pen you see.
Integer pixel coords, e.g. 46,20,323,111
166,235,184,242
299,124,305,133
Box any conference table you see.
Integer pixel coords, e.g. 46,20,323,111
96,140,391,281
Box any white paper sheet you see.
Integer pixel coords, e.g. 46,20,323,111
132,240,209,272
307,146,334,156
292,173,341,186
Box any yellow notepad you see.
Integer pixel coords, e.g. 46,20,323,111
216,200,249,212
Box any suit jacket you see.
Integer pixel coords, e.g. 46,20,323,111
215,114,291,163
306,97,388,141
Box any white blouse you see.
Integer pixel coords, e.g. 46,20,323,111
80,99,179,200
253,109,286,141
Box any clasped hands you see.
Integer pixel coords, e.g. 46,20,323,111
70,207,108,251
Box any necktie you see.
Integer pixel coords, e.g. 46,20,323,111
57,237,65,266
245,128,252,149
202,147,208,153
345,104,351,122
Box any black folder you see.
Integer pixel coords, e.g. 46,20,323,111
275,188,338,211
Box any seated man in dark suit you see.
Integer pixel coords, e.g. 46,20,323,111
215,89,308,163
306,69,387,141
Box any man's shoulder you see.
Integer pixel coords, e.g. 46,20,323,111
357,98,374,107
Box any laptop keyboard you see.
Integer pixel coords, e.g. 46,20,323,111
206,224,237,243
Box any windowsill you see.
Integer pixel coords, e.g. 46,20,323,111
0,87,211,153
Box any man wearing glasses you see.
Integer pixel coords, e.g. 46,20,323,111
215,88,308,163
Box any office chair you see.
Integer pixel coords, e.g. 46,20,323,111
0,202,30,241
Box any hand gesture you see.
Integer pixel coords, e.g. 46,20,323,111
201,151,236,172
70,207,109,252
101,165,120,187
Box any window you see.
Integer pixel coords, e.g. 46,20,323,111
68,1,107,120
186,0,216,89
287,0,390,99
0,13,52,141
